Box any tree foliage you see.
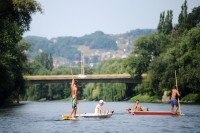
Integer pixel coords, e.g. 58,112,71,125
24,29,157,62
123,33,171,76
34,52,54,71
22,65,73,101
157,10,173,35
83,59,131,101
24,31,118,61
176,0,188,34
0,0,42,104
149,23,200,97
125,1,200,101
22,56,94,101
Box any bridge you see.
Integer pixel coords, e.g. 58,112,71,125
24,74,147,84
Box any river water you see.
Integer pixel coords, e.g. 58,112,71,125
0,101,200,133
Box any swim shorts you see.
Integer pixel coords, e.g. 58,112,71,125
171,98,178,106
71,97,77,109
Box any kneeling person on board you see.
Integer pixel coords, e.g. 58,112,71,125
69,79,78,116
94,100,114,115
171,85,180,113
133,99,145,111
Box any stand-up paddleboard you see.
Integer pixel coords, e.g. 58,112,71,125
62,113,113,120
126,109,180,115
128,111,180,115
62,115,73,120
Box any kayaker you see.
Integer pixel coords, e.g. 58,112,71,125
171,85,180,113
94,100,114,115
69,79,78,116
133,99,144,111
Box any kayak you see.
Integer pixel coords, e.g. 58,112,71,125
128,111,180,115
62,113,113,120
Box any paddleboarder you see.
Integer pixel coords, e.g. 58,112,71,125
69,79,78,116
171,85,180,113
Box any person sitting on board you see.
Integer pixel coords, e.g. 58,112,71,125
171,85,180,113
133,99,145,111
94,100,114,115
69,79,78,116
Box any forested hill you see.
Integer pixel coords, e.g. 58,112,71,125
113,29,156,41
24,29,156,61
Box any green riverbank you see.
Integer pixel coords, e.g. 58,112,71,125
129,93,200,103
23,93,200,104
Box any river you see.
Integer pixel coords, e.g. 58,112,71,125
0,101,200,133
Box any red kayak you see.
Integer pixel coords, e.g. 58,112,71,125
128,111,180,115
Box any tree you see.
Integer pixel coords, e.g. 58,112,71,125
157,11,165,33
176,0,188,34
127,3,200,101
35,52,54,71
176,23,200,96
0,0,42,104
148,23,200,97
123,33,171,77
83,59,128,101
49,53,54,71
184,6,200,30
157,10,173,35
163,10,173,35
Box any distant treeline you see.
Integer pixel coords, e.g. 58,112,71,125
24,29,156,61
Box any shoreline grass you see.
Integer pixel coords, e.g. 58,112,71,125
129,94,161,102
19,93,200,103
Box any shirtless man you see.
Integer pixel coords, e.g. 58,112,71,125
171,85,180,113
94,100,114,115
133,99,144,111
69,79,78,116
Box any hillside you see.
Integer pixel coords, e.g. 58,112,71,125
24,29,156,67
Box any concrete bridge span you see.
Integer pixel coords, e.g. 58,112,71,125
24,74,147,84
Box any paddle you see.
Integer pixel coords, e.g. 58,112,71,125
70,67,80,117
77,103,80,117
175,70,182,114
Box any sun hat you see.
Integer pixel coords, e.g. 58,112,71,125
99,99,105,103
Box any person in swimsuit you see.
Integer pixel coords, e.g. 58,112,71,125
171,85,180,113
133,99,144,111
94,100,114,115
69,79,78,116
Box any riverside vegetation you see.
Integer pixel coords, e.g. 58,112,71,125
0,0,200,104
0,0,42,104
84,0,200,103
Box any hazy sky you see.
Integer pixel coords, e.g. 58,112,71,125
23,0,200,39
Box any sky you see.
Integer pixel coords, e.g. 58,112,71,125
23,0,200,39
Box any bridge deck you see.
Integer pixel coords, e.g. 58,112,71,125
24,74,147,84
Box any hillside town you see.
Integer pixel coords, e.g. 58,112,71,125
53,37,132,68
